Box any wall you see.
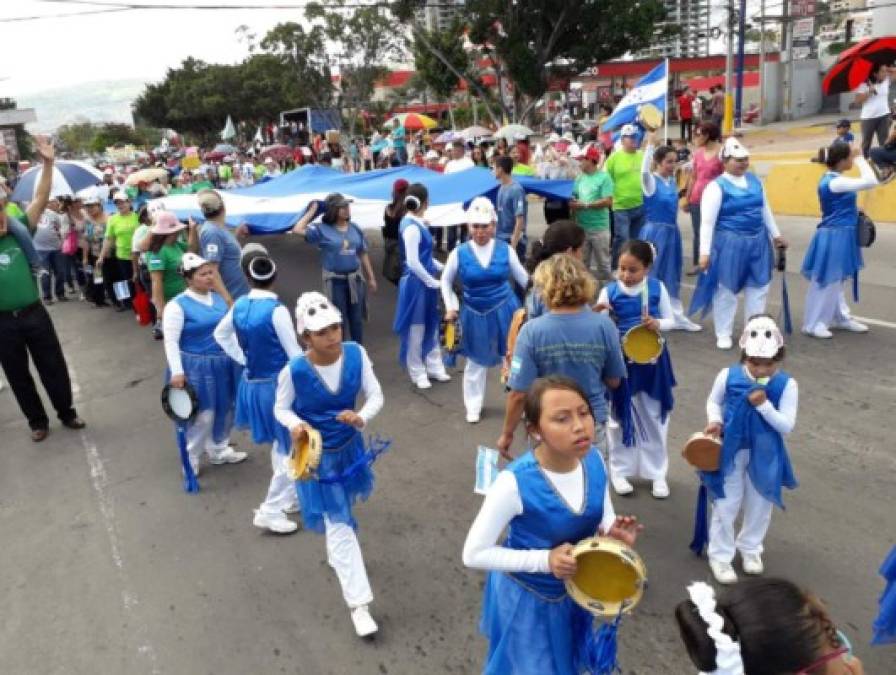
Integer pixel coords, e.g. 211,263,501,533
762,61,783,122
790,59,823,120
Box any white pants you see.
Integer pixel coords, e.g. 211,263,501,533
803,280,854,332
186,410,231,467
607,392,669,481
707,449,774,564
712,284,770,340
463,360,489,416
258,443,299,515
406,324,447,383
670,297,695,328
324,517,373,608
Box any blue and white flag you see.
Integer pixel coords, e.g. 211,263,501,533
602,61,668,131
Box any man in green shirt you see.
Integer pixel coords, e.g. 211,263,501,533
603,124,645,264
570,144,614,282
0,193,86,442
96,191,140,310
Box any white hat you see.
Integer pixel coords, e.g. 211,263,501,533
547,132,561,143
112,190,130,202
739,315,783,359
196,189,224,216
425,149,439,160
466,196,497,225
180,252,209,273
620,124,638,137
295,291,342,334
78,187,102,206
721,137,750,160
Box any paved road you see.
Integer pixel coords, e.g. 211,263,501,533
2,211,894,674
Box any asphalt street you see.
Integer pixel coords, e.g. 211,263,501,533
1,209,894,675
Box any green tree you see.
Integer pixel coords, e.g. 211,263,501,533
411,20,472,128
57,121,99,155
260,21,334,110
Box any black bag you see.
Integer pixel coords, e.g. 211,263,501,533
857,210,876,248
382,238,402,285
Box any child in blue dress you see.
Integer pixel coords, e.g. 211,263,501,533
162,253,246,476
596,240,676,499
463,375,641,675
699,314,799,585
213,245,302,534
274,291,385,637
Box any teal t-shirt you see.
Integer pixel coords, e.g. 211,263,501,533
572,170,614,230
604,149,644,210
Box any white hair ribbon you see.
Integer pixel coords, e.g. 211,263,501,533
687,582,745,675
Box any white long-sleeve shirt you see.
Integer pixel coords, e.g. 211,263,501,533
699,173,780,256
273,346,384,433
212,289,302,367
440,239,529,312
462,457,617,574
827,157,879,193
639,143,676,198
596,279,676,332
163,289,216,376
706,366,798,435
401,219,443,289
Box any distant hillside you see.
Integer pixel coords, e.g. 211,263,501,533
18,79,150,132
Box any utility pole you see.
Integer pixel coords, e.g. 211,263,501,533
782,0,794,120
723,0,735,135
759,0,767,125
734,0,747,127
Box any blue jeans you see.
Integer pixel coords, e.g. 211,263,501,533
328,277,365,344
611,205,645,265
394,146,408,166
37,250,66,300
870,145,896,167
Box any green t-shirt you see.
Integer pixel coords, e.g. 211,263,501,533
572,170,614,230
105,212,140,260
219,165,233,181
191,180,214,192
512,164,537,177
0,234,39,311
147,240,187,301
5,201,26,223
604,149,644,210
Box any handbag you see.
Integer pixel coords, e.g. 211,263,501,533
132,283,153,326
857,210,876,248
61,228,79,256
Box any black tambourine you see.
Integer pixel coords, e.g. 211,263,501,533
161,382,199,424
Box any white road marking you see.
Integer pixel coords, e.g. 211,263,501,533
69,367,161,674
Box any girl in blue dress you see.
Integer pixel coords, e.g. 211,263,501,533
802,144,879,339
213,246,303,534
463,375,641,675
392,183,451,389
162,253,246,476
688,138,788,350
699,314,798,586
290,193,378,344
274,291,385,638
595,240,676,499
441,197,529,423
639,132,701,331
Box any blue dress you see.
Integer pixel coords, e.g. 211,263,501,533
232,295,292,454
640,173,683,300
701,366,797,509
288,342,374,533
480,448,607,675
801,172,863,297
175,292,242,443
458,240,521,367
393,215,440,365
689,174,774,317
606,279,676,445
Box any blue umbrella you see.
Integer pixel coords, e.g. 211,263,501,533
10,161,104,202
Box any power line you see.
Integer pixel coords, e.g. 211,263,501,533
0,6,129,22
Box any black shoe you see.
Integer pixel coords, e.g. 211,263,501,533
115,304,128,312
61,416,86,430
57,296,69,303
31,428,49,442
44,298,54,305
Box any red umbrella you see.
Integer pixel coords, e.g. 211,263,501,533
203,151,228,162
259,144,293,162
822,37,896,95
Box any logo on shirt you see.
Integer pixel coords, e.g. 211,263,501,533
0,250,18,271
205,243,219,256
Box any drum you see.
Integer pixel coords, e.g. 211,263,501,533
565,537,648,617
682,432,722,471
287,427,323,481
621,325,664,364
161,383,199,424
637,103,664,132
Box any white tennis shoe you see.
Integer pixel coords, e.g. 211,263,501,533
832,319,868,333
742,553,764,575
651,480,670,499
803,324,833,339
716,335,733,350
253,510,298,534
351,605,378,638
611,474,634,496
208,447,248,464
709,559,738,585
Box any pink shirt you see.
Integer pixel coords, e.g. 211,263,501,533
689,148,724,205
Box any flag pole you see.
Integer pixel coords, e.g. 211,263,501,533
663,57,670,144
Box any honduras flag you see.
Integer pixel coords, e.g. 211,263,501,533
602,61,668,131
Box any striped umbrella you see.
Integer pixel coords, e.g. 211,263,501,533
10,161,103,201
822,37,896,95
383,113,438,131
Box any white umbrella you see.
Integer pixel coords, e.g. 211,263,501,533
221,115,236,141
494,124,535,140
10,161,103,201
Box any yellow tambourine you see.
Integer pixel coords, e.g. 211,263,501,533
442,320,458,352
287,427,323,481
565,537,648,617
621,324,664,364
637,103,664,132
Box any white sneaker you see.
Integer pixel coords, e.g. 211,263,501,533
832,318,868,333
185,457,201,478
283,503,301,515
414,376,432,390
428,371,452,382
466,410,481,424
802,324,832,339
709,559,738,585
611,474,634,496
741,553,764,575
675,319,703,332
253,510,299,534
350,605,378,638
208,447,249,464
716,336,733,350
651,479,670,499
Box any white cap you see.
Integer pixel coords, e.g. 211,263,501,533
425,149,439,160
739,315,784,359
721,137,750,160
620,124,638,137
295,291,342,334
180,252,209,273
112,190,130,202
465,196,497,225
78,187,102,205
